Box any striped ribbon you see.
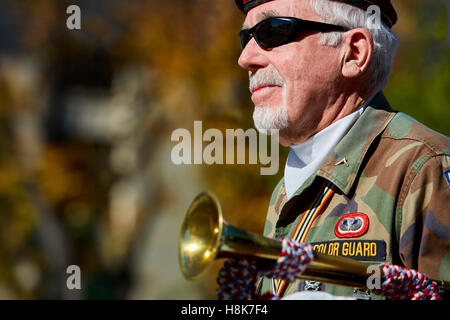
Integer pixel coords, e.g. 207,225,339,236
271,181,335,297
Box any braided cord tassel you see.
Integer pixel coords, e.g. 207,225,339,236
216,238,314,300
374,263,441,300
264,238,314,282
216,259,260,300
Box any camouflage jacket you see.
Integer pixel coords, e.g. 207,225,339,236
259,92,450,299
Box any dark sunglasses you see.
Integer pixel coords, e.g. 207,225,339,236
239,17,348,50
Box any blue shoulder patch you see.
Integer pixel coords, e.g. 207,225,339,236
444,170,450,187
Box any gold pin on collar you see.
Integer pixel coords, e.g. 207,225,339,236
335,157,349,167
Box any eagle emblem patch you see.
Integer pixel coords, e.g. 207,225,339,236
335,213,369,238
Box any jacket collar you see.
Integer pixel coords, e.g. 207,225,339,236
289,92,396,198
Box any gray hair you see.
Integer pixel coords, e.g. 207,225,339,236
309,0,399,92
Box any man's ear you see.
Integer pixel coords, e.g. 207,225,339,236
341,28,374,78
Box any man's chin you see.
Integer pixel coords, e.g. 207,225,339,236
252,104,289,135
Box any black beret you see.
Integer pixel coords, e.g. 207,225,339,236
234,0,397,28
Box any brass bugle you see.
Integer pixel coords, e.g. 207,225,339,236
178,192,450,292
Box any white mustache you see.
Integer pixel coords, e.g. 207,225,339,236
249,68,285,93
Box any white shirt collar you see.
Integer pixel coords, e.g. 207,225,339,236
284,96,376,200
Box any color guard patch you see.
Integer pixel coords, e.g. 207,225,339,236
335,212,369,238
444,170,450,187
311,240,386,262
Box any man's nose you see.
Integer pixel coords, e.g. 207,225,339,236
237,38,269,73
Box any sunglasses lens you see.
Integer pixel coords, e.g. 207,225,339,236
239,17,345,50
255,19,293,48
239,30,251,49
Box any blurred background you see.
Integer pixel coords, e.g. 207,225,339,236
0,0,448,299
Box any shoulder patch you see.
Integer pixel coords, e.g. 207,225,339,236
335,212,369,238
444,170,450,187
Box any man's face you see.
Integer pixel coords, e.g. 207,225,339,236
238,0,343,145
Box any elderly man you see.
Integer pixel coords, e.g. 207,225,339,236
234,0,450,299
